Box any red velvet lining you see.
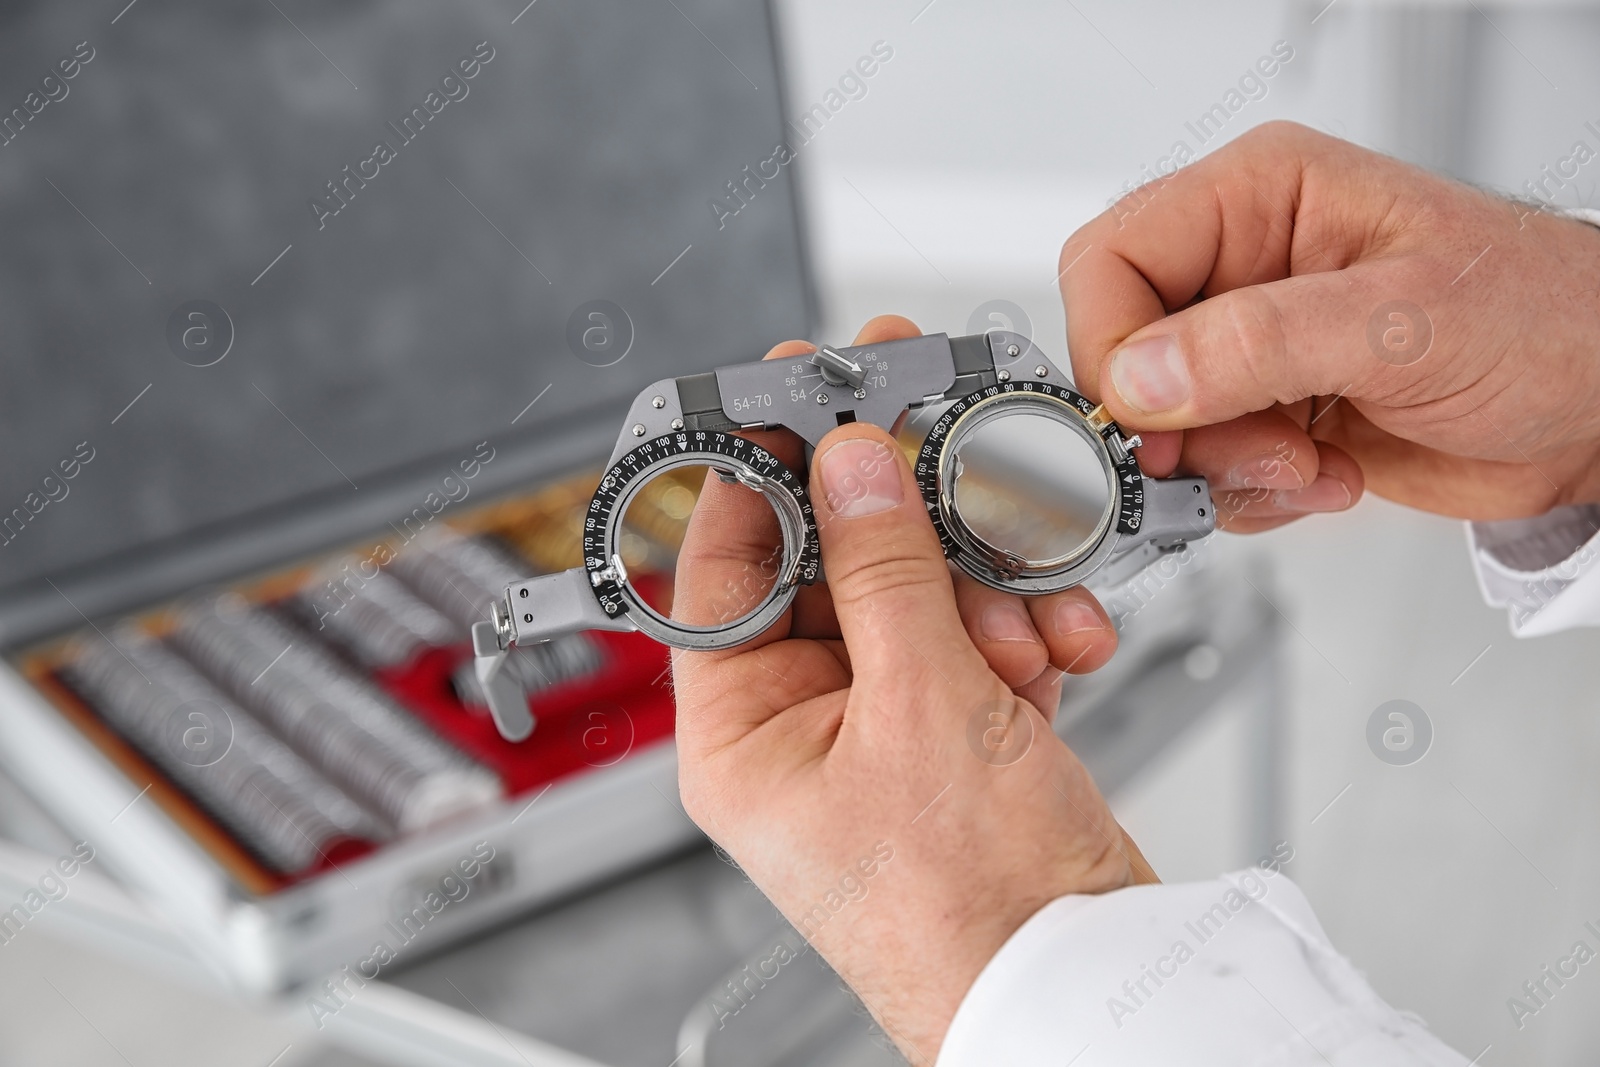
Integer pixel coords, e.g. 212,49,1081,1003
373,626,674,797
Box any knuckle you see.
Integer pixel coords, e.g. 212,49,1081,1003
762,339,816,361
678,790,712,832
1214,287,1292,402
1242,118,1314,151
675,776,704,823
1058,233,1089,274
829,550,948,609
675,767,725,832
990,646,1048,688
863,313,919,338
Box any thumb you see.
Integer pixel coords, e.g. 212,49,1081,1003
1096,263,1430,430
811,424,990,700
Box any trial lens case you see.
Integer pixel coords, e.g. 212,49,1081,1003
0,0,813,993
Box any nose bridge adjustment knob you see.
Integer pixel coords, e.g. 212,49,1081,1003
813,345,868,390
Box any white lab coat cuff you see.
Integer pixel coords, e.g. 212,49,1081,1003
938,871,1466,1066
1565,206,1600,229
1467,506,1600,637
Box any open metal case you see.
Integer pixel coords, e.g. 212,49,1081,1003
0,0,813,995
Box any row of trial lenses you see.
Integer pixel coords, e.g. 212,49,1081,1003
171,596,502,834
388,528,607,701
61,627,384,874
451,633,606,709
386,528,530,631
290,562,458,669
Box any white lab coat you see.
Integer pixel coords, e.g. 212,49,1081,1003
939,508,1600,1065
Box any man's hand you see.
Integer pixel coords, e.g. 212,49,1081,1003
671,317,1148,1062
1064,120,1600,530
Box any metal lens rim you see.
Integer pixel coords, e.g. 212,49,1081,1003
604,451,806,650
936,391,1120,592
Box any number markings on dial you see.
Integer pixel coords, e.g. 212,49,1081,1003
913,381,1146,554
582,431,820,618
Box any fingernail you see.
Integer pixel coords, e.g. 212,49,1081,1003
1053,599,1104,637
1274,474,1352,513
1225,454,1305,491
819,438,903,518
981,602,1037,643
1109,335,1190,413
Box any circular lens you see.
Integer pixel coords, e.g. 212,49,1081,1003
947,403,1114,568
586,432,817,651
616,460,787,631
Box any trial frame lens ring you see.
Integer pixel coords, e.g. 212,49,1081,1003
931,390,1122,593
600,450,809,651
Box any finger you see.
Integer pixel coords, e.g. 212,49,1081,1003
849,313,923,346
674,319,917,650
810,423,992,711
788,582,841,639
668,463,789,633
1210,440,1363,527
951,571,1049,690
753,316,928,644
1176,410,1317,492
1024,586,1118,676
948,573,1119,690
673,317,927,738
670,337,821,651
671,639,849,765
1128,429,1183,478
750,338,821,471
1059,122,1458,431
1062,124,1369,370
668,316,934,758
1089,260,1427,432
1013,669,1065,727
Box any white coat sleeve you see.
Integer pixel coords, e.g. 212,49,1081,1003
1467,505,1600,637
938,501,1600,1065
937,869,1467,1066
